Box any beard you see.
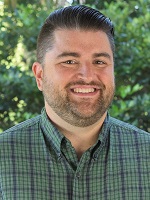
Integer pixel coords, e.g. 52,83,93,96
42,78,115,127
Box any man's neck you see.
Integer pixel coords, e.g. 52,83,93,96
45,105,107,159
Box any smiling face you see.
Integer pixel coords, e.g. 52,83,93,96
33,29,115,127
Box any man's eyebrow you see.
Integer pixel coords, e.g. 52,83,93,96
56,51,112,60
57,52,80,58
93,52,111,60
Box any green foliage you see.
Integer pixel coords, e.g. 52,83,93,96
0,3,48,132
0,0,149,132
102,0,150,131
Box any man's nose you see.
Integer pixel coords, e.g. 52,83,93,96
77,63,95,82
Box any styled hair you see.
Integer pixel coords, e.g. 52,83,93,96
37,5,115,64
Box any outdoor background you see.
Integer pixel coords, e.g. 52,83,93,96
0,0,150,133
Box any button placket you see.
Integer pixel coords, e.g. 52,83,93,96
75,151,90,178
72,151,91,200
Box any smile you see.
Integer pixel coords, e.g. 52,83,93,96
73,88,96,93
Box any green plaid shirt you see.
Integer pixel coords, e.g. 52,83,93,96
0,108,150,200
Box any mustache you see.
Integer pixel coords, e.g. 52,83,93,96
65,80,106,90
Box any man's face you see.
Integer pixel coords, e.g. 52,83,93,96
34,29,115,127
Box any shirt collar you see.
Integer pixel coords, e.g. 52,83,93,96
40,108,111,156
98,113,110,142
40,108,64,156
86,114,111,159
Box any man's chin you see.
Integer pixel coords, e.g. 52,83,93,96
64,114,104,127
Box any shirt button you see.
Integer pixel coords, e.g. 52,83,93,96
93,154,98,160
76,172,81,178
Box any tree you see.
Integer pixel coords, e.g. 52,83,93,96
103,0,150,131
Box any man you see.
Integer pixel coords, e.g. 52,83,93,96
0,5,150,200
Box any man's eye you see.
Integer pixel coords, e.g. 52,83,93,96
63,60,76,64
60,60,78,68
94,60,105,65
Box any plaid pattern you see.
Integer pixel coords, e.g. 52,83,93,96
0,108,150,200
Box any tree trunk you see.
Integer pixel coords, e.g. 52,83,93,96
4,0,17,10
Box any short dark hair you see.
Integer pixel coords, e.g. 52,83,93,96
37,5,115,64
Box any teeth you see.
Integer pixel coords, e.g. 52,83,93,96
73,88,95,93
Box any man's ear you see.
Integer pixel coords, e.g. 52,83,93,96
32,62,43,91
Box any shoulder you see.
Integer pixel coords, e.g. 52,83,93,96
109,116,150,142
0,115,41,142
108,117,150,171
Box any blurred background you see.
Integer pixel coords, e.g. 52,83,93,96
0,0,150,133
